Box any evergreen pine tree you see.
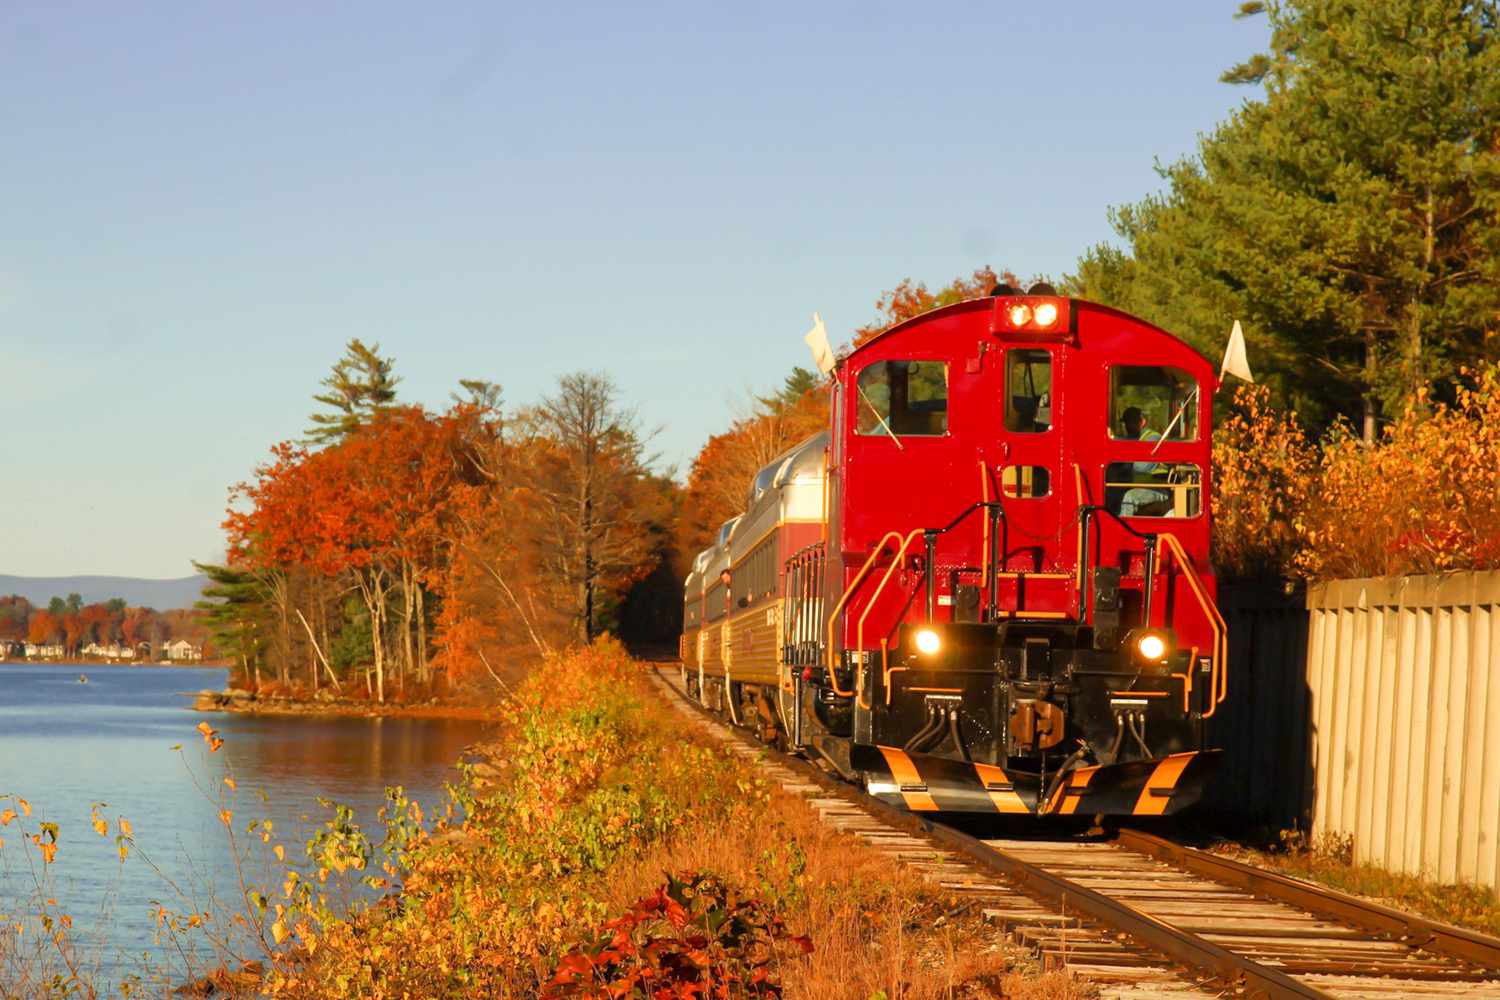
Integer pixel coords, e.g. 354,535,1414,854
1072,0,1500,434
756,367,821,413
306,339,401,445
193,561,272,686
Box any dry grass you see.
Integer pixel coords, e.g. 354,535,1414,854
598,733,1097,1000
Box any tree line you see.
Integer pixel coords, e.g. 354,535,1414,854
0,593,206,656
1067,0,1500,437
200,343,671,700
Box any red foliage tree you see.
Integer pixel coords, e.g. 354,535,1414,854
850,266,1017,347
27,610,58,645
78,604,113,648
228,406,481,701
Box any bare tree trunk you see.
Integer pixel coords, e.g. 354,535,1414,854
278,588,291,687
317,578,331,676
415,582,428,686
1409,187,1435,405
1363,328,1377,444
371,575,388,704
465,540,554,658
400,561,415,696
295,607,342,692
309,602,318,695
581,424,597,642
355,571,388,703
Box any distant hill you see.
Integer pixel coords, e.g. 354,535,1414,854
0,574,209,610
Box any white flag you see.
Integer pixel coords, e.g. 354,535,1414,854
803,312,835,375
1220,319,1254,383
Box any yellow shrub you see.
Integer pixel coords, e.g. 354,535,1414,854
1211,384,1316,580
1214,367,1500,582
1296,366,1500,580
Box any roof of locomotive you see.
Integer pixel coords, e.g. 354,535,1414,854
845,295,1215,372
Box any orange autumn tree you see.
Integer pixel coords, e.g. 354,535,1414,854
26,610,58,646
380,402,495,689
850,266,1019,347
220,359,669,698
121,607,154,649
227,407,480,701
433,373,666,682
61,611,90,657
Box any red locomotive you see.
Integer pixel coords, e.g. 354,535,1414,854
682,286,1227,817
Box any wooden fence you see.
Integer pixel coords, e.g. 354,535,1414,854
1211,570,1500,892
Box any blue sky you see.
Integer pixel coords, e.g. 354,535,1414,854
0,2,1265,578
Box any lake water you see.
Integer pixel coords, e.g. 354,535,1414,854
0,662,495,992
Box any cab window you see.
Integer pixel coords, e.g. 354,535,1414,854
1104,461,1202,518
855,361,947,436
1005,350,1052,432
1109,366,1199,441
1001,465,1051,498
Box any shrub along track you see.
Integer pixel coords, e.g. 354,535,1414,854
650,665,1500,1000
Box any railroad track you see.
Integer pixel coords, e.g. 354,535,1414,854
649,665,1500,999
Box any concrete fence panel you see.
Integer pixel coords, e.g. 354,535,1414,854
1305,572,1500,890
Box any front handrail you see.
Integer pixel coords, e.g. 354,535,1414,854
854,529,924,669
1156,532,1228,717
979,461,991,591
1075,505,1228,717
824,531,904,696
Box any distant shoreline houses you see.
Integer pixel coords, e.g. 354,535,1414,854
0,638,204,662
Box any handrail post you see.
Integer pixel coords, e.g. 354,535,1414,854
987,503,1001,621
924,530,938,622
1142,535,1158,628
1077,507,1093,624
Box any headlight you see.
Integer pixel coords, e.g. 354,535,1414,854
1033,302,1059,327
1007,303,1033,327
1135,631,1168,661
914,628,941,655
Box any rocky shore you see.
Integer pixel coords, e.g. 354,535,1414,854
191,688,499,721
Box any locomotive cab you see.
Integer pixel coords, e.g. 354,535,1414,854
686,292,1228,818
808,293,1224,816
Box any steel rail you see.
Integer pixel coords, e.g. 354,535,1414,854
649,666,1333,1000
1116,827,1500,972
871,811,1333,1000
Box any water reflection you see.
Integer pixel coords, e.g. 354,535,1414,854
0,662,494,990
